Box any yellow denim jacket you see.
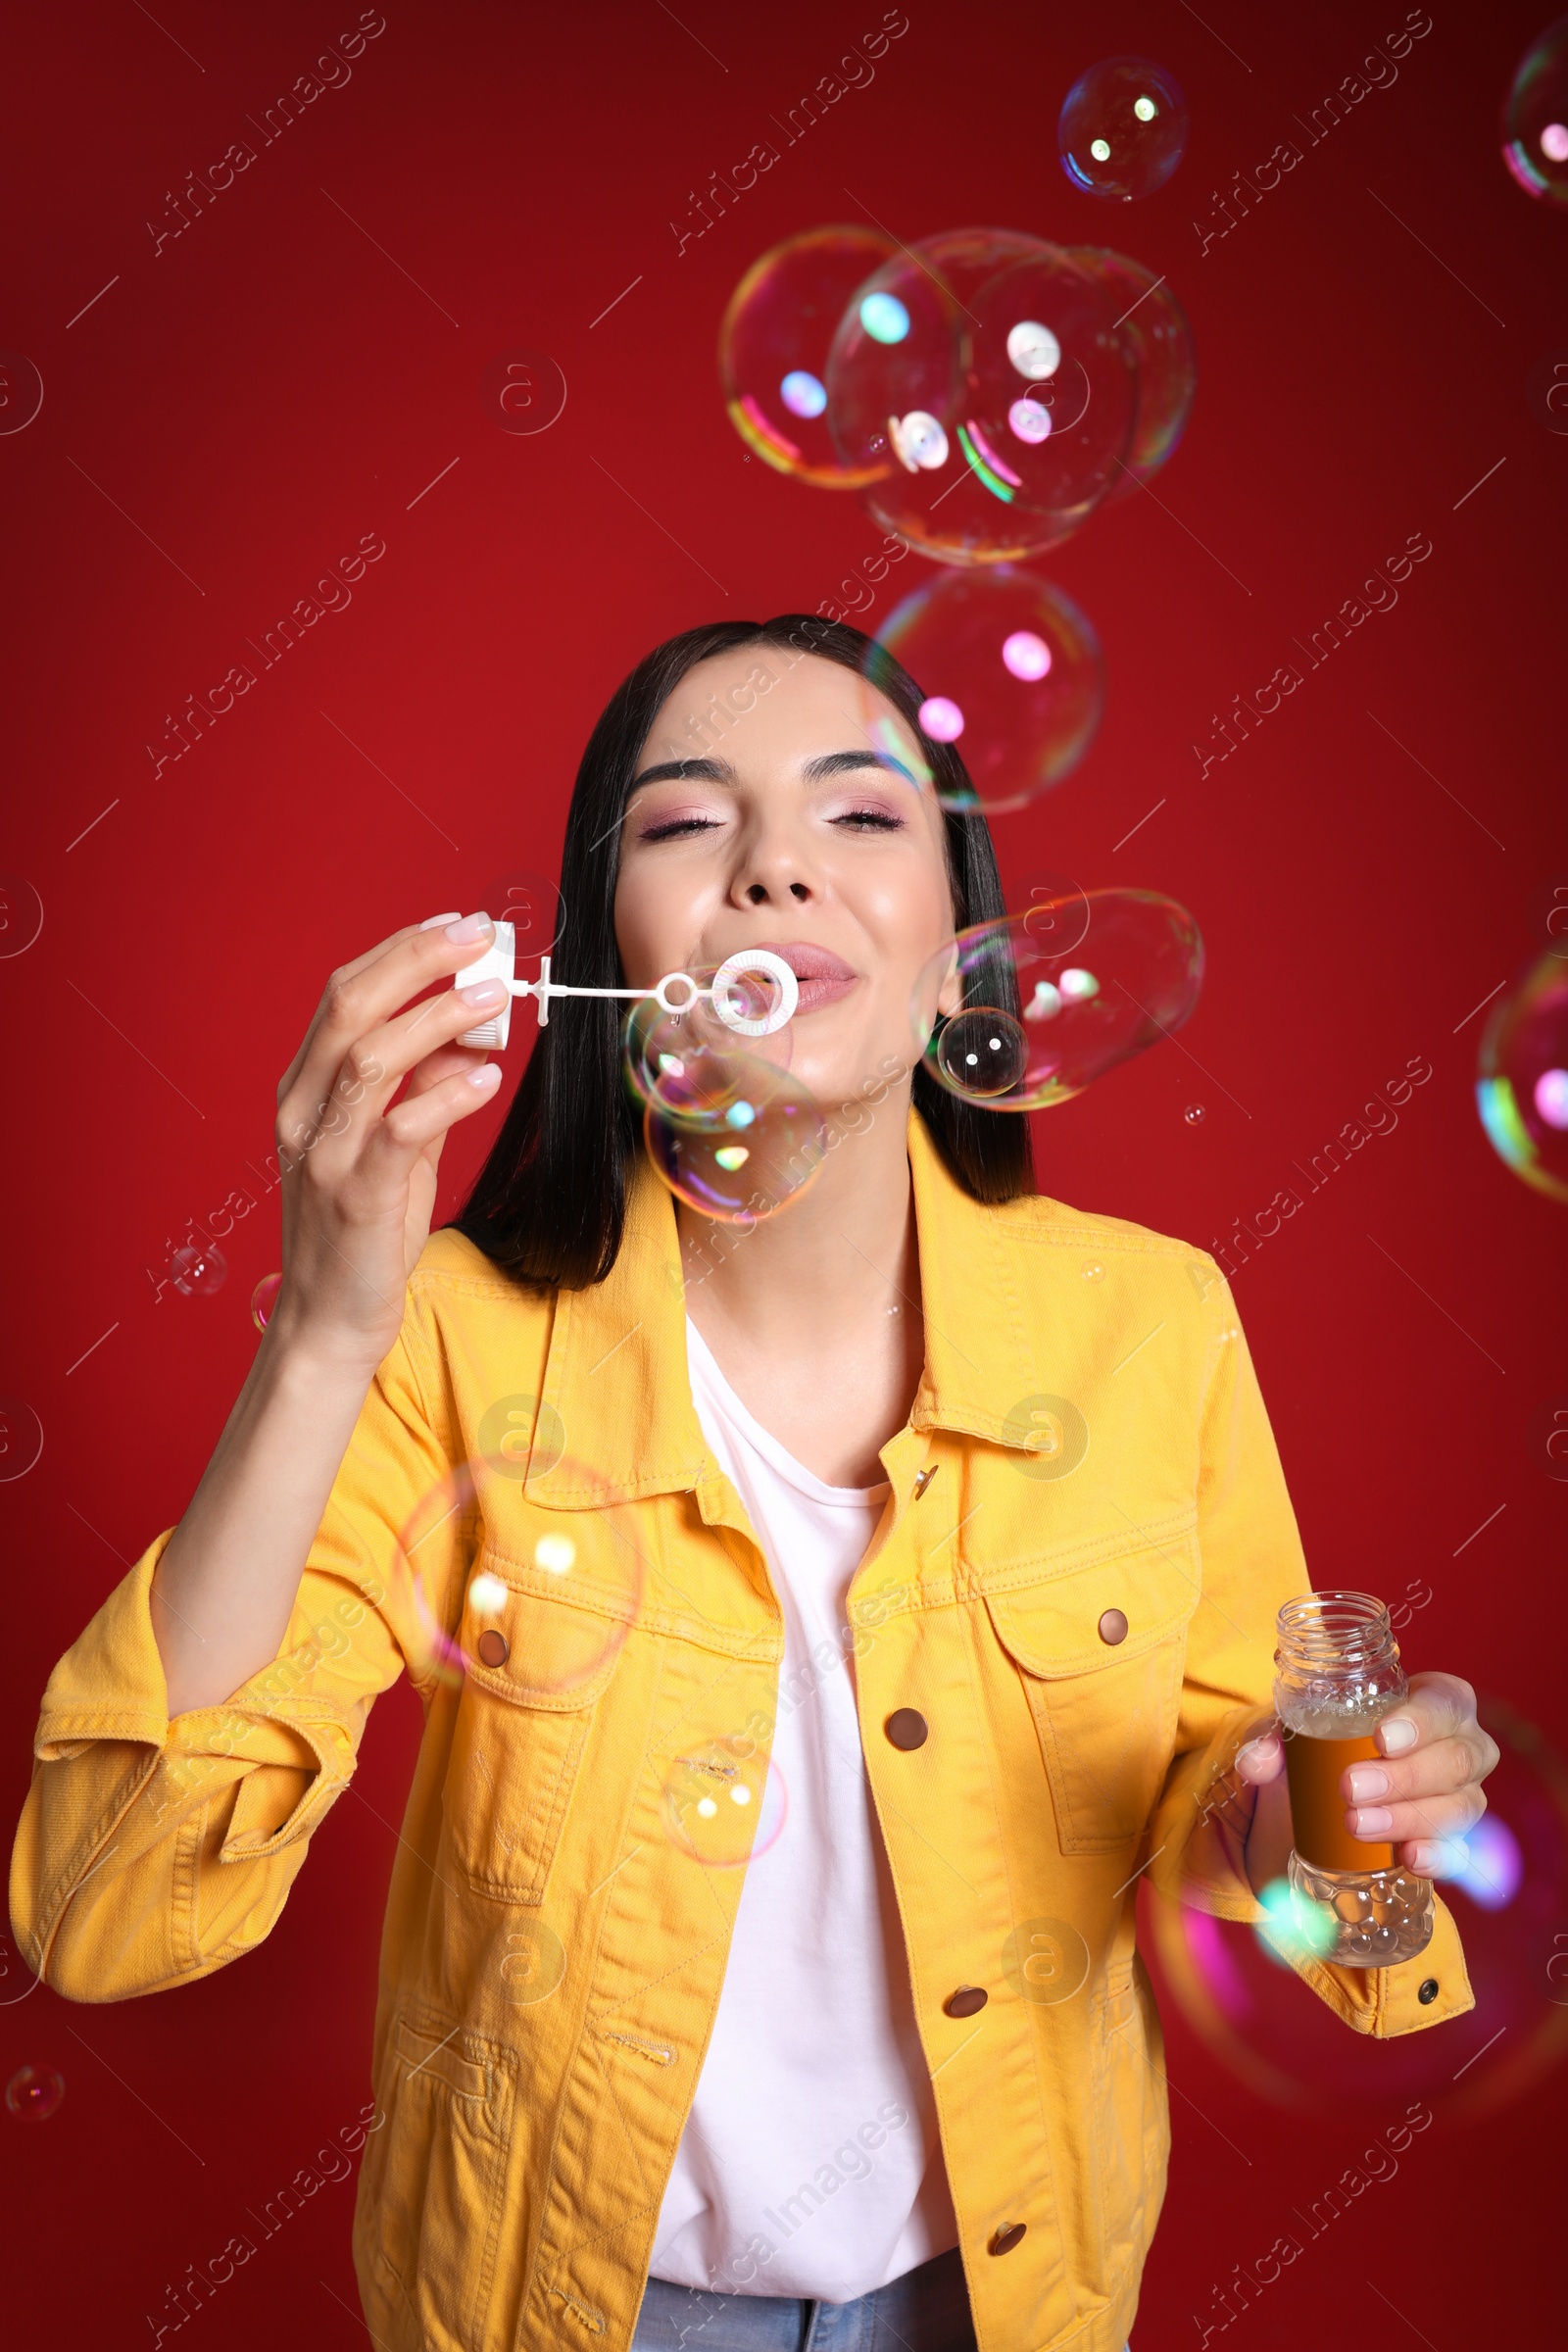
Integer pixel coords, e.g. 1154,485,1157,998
11,1109,1471,2352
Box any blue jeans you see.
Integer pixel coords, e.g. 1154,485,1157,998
631,2244,977,2350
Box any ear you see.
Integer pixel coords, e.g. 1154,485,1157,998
934,945,963,1019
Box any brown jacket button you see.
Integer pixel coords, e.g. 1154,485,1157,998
989,2222,1027,2255
476,1628,510,1668
1098,1608,1129,1645
944,1985,988,2018
885,1708,928,1751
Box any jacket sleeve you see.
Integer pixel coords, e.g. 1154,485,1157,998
1145,1259,1474,2038
8,1315,466,2004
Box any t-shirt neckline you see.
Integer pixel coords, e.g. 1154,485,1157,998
684,1315,893,1509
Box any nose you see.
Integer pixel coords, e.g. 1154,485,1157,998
729,829,818,910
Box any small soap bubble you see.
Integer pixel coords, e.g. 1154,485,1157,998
915,894,1203,1111
1477,955,1568,1202
936,1009,1030,1098
172,1243,226,1298
719,225,898,484
1081,1262,1104,1281
6,2066,64,2122
1058,58,1189,201
662,1744,788,1868
1503,21,1568,202
1185,1103,1206,1126
863,566,1103,814
250,1272,281,1331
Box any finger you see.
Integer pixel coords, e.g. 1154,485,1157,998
1236,1734,1285,1784
276,913,460,1102
1348,1785,1489,1847
1402,1836,1472,1880
1344,1730,1496,1811
375,1061,502,1162
280,912,496,1124
1374,1671,1478,1759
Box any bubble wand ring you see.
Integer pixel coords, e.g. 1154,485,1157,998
453,926,798,1051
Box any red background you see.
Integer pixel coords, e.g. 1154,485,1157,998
3,1,1565,2342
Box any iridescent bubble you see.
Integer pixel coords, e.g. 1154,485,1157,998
1502,21,1568,202
913,893,1203,1111
625,988,825,1226
826,229,1137,562
392,1450,642,1698
1147,1693,1568,2119
936,1009,1029,1097
661,1740,788,1869
1058,58,1189,201
1185,1102,1206,1126
1068,246,1197,495
1477,956,1568,1203
250,1272,281,1331
861,565,1103,813
5,2066,64,2121
172,1242,226,1297
719,224,898,484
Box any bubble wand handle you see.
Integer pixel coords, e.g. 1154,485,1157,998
455,926,797,1049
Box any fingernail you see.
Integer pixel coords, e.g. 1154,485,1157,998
465,1063,501,1088
1379,1716,1418,1756
445,911,493,944
420,910,463,930
1352,1806,1395,1836
1347,1765,1390,1801
459,980,506,1007
1407,1838,1466,1878
1237,1738,1278,1776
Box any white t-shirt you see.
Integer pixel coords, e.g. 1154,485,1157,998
648,1317,959,2303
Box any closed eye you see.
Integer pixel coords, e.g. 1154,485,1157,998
832,808,905,831
637,814,724,843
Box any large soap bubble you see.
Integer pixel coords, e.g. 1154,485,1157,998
1068,247,1196,495
719,225,899,484
861,565,1103,814
1502,19,1568,202
913,892,1203,1111
1477,954,1568,1203
825,228,1137,563
625,983,826,1223
1057,58,1189,202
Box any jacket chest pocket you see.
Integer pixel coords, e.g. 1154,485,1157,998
443,1561,625,1905
985,1536,1200,1854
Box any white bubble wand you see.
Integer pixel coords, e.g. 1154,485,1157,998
453,923,799,1050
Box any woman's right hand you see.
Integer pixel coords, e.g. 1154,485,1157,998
267,910,506,1375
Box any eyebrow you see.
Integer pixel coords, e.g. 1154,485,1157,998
626,748,913,794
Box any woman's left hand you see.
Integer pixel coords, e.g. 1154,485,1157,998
1237,1672,1500,1889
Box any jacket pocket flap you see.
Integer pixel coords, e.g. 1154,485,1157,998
985,1536,1200,1680
459,1558,629,1714
393,2015,490,2102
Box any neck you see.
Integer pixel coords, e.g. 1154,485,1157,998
676,1084,922,1356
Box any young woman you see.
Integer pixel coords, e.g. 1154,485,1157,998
13,616,1495,2352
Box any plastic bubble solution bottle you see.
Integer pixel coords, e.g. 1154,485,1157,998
1274,1592,1435,1967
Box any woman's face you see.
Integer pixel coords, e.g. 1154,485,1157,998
613,647,962,1108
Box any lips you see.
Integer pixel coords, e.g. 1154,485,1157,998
731,941,858,1015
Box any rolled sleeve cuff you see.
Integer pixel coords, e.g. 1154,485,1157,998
1287,1895,1474,2036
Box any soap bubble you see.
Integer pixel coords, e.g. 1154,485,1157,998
625,986,826,1224
826,229,1136,562
172,1242,226,1297
720,225,898,484
1502,21,1568,202
913,893,1203,1112
862,567,1104,813
5,2066,64,2121
1185,1103,1205,1126
392,1445,643,1697
250,1272,281,1332
1476,955,1568,1203
1058,58,1189,201
1069,247,1196,495
1145,1693,1568,2118
662,1740,788,1869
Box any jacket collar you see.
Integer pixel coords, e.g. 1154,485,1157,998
529,1107,1039,1507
